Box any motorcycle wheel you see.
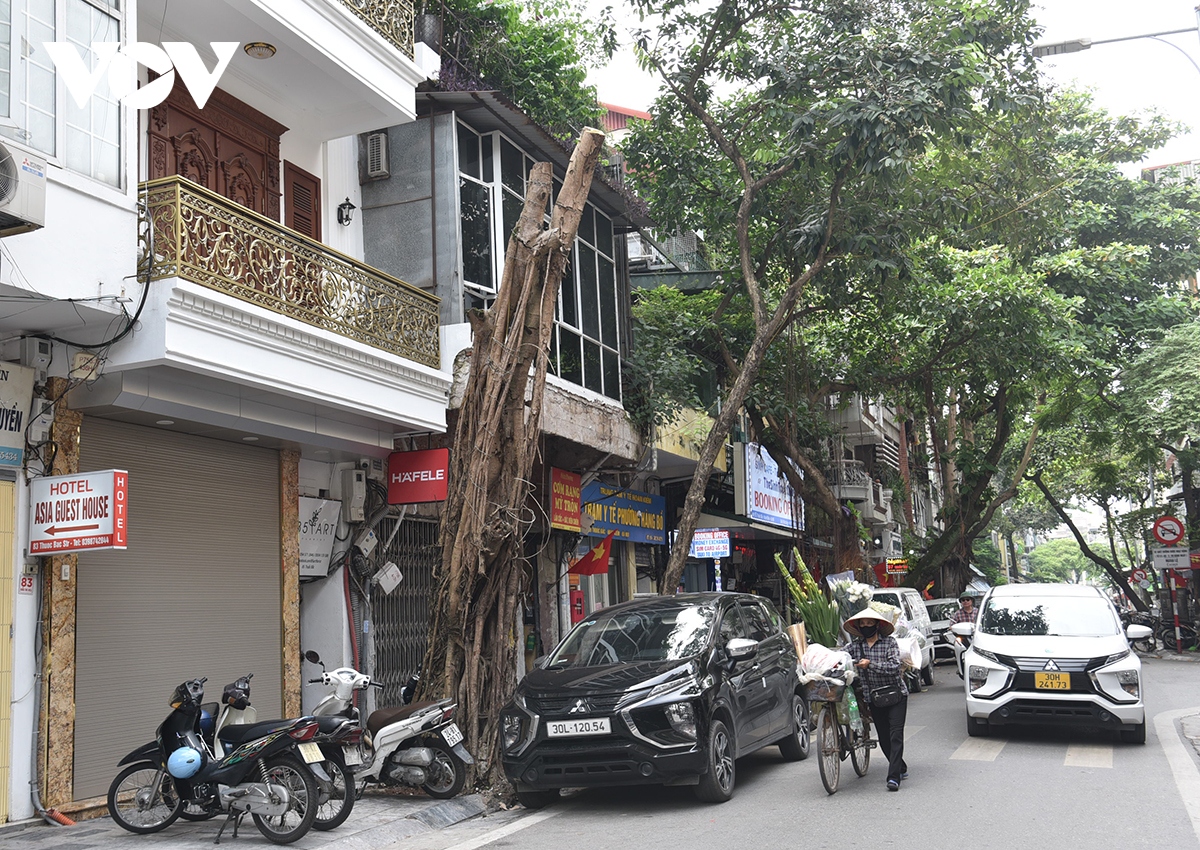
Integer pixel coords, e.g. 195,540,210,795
107,761,184,834
252,754,318,845
312,752,355,831
421,739,467,799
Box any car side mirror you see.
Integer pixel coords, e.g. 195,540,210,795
1126,624,1153,641
726,637,759,662
950,622,975,637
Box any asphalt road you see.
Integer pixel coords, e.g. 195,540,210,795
395,656,1200,850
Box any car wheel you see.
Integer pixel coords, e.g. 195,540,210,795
921,660,934,686
906,668,922,693
966,714,989,737
1119,720,1146,745
778,693,809,761
694,718,735,803
515,785,560,809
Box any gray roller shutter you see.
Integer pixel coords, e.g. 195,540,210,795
74,419,282,800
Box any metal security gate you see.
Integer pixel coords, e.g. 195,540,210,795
371,516,439,707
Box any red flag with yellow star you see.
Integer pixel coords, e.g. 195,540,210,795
569,531,615,576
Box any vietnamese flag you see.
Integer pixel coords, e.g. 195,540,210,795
569,531,615,576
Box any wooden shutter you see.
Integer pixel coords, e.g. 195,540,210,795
285,161,321,240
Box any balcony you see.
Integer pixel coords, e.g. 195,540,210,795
338,0,416,58
141,177,440,370
827,459,892,518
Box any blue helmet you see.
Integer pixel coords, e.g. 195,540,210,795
167,746,204,779
199,707,215,737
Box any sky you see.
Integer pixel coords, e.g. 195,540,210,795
586,0,1200,171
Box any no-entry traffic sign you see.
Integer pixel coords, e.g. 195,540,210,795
29,469,128,554
1152,516,1185,547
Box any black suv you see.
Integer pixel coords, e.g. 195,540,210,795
499,592,808,807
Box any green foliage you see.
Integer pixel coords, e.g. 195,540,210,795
776,549,841,647
441,0,615,137
1025,537,1091,584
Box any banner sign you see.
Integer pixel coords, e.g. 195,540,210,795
582,481,666,544
1152,547,1189,572
690,529,731,559
734,442,805,531
0,363,34,468
299,497,341,578
886,558,909,575
387,448,449,504
549,468,582,532
30,469,128,554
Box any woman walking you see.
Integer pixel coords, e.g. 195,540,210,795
844,608,908,791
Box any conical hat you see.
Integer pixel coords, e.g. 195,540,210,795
843,606,895,638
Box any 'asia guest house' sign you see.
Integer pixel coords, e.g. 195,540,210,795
29,469,128,554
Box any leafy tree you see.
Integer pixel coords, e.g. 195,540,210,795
1025,537,1090,584
436,0,616,137
622,0,1046,589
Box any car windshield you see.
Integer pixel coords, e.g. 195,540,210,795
979,596,1120,637
926,601,959,622
546,603,717,669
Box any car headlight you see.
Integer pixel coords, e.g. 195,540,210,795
501,714,524,752
648,674,700,699
969,665,990,693
974,648,1012,667
1102,649,1130,666
1116,669,1139,698
664,701,697,739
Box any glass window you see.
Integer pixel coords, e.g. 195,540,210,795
457,121,479,179
558,329,582,384
579,245,599,339
602,348,620,401
500,137,523,194
599,256,616,346
546,602,717,668
979,596,1120,637
595,209,613,257
718,605,747,646
459,176,492,290
3,0,122,186
583,339,601,394
739,601,775,642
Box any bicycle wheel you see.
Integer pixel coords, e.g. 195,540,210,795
1161,624,1197,651
850,723,870,777
817,705,840,795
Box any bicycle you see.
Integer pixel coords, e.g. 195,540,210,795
1122,611,1198,652
802,676,873,795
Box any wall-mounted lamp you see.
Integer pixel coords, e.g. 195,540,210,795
337,197,356,226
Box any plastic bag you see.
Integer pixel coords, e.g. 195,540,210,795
800,644,853,679
895,635,923,669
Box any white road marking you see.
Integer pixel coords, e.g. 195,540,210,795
1155,707,1200,845
1064,743,1113,768
904,725,926,740
436,805,570,850
949,738,1006,761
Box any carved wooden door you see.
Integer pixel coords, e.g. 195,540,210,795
147,81,288,221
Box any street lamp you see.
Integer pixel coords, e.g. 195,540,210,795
1032,10,1200,75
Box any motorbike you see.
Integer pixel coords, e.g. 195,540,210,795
204,673,361,832
107,677,324,845
304,650,474,799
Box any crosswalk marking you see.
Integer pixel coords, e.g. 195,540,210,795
950,738,1006,761
1064,743,1113,768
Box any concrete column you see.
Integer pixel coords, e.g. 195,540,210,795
280,449,301,717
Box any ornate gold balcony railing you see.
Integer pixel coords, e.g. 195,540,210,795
337,0,415,59
140,177,440,369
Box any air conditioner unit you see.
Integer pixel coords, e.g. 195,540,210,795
365,132,389,179
0,139,46,237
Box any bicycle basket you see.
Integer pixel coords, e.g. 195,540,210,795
801,678,846,702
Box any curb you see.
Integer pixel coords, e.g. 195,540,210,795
1183,715,1200,761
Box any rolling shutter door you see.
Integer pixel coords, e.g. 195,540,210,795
73,419,282,800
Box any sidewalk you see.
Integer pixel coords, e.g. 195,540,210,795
0,790,492,850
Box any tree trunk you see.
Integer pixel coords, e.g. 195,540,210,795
419,129,606,789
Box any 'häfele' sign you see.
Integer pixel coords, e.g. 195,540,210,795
388,448,449,504
29,469,128,553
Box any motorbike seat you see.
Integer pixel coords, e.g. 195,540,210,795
218,715,341,745
367,701,441,737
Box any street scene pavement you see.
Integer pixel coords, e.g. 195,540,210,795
2,653,1197,850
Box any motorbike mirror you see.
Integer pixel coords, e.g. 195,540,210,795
304,650,324,667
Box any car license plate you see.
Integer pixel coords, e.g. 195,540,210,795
546,718,611,738
342,745,363,767
1034,672,1070,690
298,742,324,764
442,723,464,747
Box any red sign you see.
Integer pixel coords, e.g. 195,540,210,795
549,468,581,532
387,448,449,504
1153,515,1185,546
29,469,128,554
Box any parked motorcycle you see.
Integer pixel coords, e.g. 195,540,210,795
205,672,361,832
304,651,474,799
107,677,323,845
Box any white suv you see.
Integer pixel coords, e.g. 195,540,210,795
950,584,1152,743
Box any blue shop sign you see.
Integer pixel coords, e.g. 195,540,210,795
581,482,666,544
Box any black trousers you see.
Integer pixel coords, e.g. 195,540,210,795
870,695,908,784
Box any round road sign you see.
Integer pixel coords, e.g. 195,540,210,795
1153,516,1185,546
1131,568,1147,584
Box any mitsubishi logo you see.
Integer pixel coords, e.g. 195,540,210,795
1044,660,1060,672
568,698,589,715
